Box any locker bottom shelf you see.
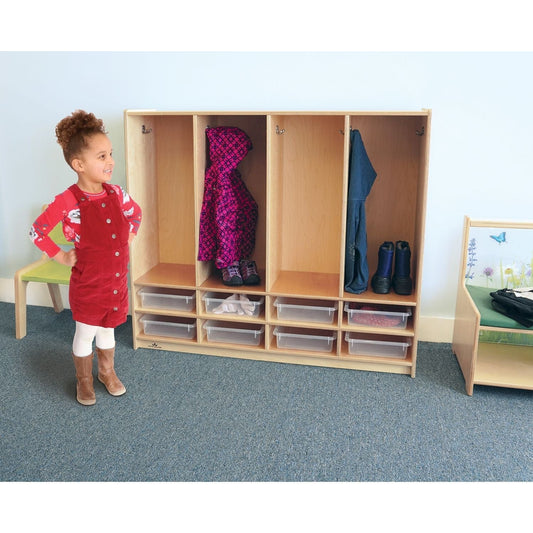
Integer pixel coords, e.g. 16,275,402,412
134,334,414,375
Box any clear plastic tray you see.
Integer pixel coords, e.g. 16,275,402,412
273,326,336,352
140,314,196,339
274,297,338,324
344,332,411,358
203,320,264,346
202,292,264,317
344,303,411,329
138,287,195,312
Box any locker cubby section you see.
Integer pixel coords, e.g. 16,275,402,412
268,114,345,299
125,113,196,289
196,114,267,292
125,110,430,376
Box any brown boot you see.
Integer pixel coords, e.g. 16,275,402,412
96,347,126,396
72,353,96,406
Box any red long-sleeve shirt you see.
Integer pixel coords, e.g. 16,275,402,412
30,184,142,258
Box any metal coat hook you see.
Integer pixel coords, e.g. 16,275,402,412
416,126,425,136
276,125,285,135
142,125,152,134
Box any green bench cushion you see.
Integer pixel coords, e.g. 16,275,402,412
466,284,532,330
21,261,71,285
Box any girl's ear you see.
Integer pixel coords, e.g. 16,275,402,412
71,158,83,172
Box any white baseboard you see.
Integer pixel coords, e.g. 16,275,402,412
417,316,454,343
1,277,454,343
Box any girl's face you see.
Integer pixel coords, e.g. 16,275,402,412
73,133,114,192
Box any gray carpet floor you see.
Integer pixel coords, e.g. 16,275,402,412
1,302,531,482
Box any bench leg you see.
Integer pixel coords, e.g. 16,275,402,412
14,276,28,339
47,283,64,313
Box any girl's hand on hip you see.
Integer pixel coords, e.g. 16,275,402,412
53,249,77,267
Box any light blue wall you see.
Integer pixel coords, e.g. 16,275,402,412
1,52,533,323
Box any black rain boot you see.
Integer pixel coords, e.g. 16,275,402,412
371,241,394,294
392,241,413,295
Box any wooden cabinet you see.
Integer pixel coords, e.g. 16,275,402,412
453,217,533,394
124,110,431,376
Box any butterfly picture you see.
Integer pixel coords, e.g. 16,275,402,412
490,232,506,244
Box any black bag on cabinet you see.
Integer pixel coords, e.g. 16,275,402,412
490,288,533,328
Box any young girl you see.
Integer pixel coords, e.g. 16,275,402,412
30,110,142,406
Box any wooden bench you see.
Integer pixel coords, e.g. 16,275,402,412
452,217,533,395
14,208,72,339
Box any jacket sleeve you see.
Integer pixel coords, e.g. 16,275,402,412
117,185,142,234
28,194,68,258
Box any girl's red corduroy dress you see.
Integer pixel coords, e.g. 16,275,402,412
68,183,130,328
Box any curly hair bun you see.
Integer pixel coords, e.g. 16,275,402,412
55,110,107,166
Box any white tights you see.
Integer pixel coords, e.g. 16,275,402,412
73,321,115,357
